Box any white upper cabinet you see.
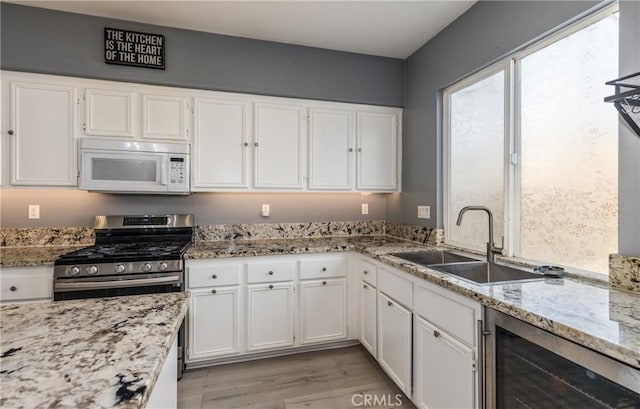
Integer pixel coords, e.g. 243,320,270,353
10,81,77,186
254,103,305,189
142,94,188,141
192,98,249,189
356,111,398,191
308,108,354,190
84,88,135,138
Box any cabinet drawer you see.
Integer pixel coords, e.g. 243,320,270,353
299,257,346,280
1,268,52,302
414,284,478,346
378,268,412,309
247,261,295,283
360,259,377,286
188,262,241,288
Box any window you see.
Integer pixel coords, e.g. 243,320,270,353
444,8,619,274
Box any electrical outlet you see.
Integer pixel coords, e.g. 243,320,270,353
361,204,369,215
417,205,430,219
29,205,40,219
261,204,270,217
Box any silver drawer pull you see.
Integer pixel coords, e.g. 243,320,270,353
363,284,368,289
322,267,327,272
211,289,217,294
387,301,392,307
269,284,274,289
363,270,368,275
268,271,274,276
9,286,17,292
433,330,441,338
212,274,218,279
322,281,327,286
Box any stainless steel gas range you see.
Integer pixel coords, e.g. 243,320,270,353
53,214,194,378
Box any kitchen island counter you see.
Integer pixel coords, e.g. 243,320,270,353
0,292,189,409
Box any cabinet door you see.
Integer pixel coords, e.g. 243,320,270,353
84,88,135,137
356,111,398,191
308,108,354,190
377,292,412,397
300,278,347,344
254,103,304,189
11,82,77,185
360,281,377,357
188,287,241,360
193,98,249,188
414,316,475,409
247,282,295,351
142,94,188,141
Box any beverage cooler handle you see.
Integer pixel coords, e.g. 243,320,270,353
478,320,488,409
160,156,168,186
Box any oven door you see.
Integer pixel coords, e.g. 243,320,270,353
54,272,182,300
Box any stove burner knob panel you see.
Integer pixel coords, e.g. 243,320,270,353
142,263,153,272
69,266,81,276
158,262,168,271
115,264,126,273
86,265,98,275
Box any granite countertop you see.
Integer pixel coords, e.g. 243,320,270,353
0,292,190,409
0,245,87,267
187,236,640,369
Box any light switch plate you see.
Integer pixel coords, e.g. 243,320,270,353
417,205,430,219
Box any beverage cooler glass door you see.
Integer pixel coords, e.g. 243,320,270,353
486,309,640,409
81,150,168,192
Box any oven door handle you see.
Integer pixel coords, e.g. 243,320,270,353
55,275,180,290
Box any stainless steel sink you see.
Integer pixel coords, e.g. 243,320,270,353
429,261,546,285
391,250,478,266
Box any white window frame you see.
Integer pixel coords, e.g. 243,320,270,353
443,3,619,271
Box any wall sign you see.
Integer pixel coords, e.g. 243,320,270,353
104,28,165,69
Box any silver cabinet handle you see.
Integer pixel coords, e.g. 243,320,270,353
268,271,274,275
8,130,14,135
269,284,274,289
9,286,17,292
387,301,392,307
348,148,354,152
244,142,249,147
212,274,217,279
211,289,217,294
363,284,368,289
322,267,327,272
363,270,368,275
433,330,441,338
322,281,327,286
254,142,259,147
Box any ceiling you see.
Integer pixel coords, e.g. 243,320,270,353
9,1,476,59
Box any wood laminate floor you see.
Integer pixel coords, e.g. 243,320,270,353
178,346,416,409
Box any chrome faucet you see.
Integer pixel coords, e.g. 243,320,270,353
456,206,504,264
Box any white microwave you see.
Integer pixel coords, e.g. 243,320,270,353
79,138,190,194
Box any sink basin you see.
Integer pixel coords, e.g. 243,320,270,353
391,250,478,266
429,261,546,285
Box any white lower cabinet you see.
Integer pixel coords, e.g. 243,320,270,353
377,291,412,397
247,282,295,351
0,266,53,303
359,280,377,356
188,287,241,361
300,278,347,344
414,315,475,409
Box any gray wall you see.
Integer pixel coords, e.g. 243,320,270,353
0,190,387,228
0,3,405,107
0,3,402,228
618,0,640,256
390,1,600,228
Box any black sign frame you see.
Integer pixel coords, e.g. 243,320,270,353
104,27,165,70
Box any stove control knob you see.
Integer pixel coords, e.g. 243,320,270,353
115,264,126,273
142,263,153,272
69,266,81,276
86,265,98,275
158,262,168,272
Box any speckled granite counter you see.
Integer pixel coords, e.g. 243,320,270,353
0,292,189,409
187,236,640,369
0,245,86,267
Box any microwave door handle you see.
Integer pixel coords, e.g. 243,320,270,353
160,156,168,186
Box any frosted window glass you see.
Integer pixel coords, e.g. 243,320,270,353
448,71,505,251
520,13,619,274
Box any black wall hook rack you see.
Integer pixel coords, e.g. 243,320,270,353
605,71,640,139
